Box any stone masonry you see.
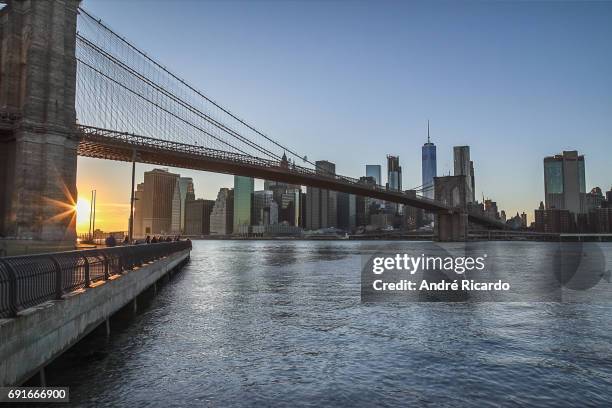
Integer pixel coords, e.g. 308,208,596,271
0,0,80,243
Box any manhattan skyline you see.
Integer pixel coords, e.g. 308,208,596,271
75,0,612,232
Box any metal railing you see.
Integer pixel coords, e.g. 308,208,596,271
0,241,191,318
77,125,452,206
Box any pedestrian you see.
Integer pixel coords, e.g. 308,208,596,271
105,235,117,247
145,235,151,244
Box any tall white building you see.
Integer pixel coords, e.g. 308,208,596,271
170,178,181,234
178,177,194,233
210,188,234,235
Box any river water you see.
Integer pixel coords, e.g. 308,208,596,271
46,240,612,407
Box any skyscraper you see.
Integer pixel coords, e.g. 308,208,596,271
210,188,234,235
233,176,254,231
337,192,356,232
365,165,382,187
184,199,215,236
170,178,181,234
453,146,474,203
386,155,402,215
387,155,402,191
178,177,194,233
280,188,301,226
356,176,376,227
421,121,437,200
544,151,586,214
142,168,180,235
306,160,337,230
252,190,278,226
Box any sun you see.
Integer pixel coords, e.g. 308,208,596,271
75,197,91,232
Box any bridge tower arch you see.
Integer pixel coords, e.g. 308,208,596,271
0,0,80,249
433,175,469,241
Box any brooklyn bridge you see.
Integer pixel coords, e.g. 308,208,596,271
0,0,506,247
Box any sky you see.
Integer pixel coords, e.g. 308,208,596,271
75,0,612,233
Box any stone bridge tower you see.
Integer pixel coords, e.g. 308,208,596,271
433,175,469,241
0,0,80,250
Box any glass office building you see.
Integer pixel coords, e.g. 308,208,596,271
365,165,382,187
421,125,436,199
544,151,586,214
233,176,254,230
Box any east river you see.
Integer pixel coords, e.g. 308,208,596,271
45,240,612,407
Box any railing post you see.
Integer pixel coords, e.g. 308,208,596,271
0,259,18,317
49,256,63,300
82,254,91,287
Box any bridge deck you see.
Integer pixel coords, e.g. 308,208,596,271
76,125,507,229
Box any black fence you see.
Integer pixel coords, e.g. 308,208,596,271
0,241,191,318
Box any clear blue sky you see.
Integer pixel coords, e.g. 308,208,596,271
78,0,611,228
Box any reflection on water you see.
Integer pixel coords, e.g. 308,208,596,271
46,241,612,407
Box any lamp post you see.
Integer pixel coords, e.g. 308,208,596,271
128,150,137,243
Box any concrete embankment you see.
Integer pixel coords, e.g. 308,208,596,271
0,249,190,386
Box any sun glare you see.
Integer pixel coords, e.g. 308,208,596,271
75,197,91,232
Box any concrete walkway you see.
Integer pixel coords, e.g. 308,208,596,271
0,249,190,386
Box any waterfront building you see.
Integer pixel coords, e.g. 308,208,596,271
306,160,337,230
534,201,574,233
252,190,278,226
178,177,194,233
337,192,356,232
356,176,376,226
484,199,499,220
588,208,612,233
142,168,180,235
534,202,545,231
233,176,254,232
370,213,395,230
300,192,308,228
280,189,301,226
585,187,605,212
521,212,528,228
184,199,215,236
170,178,181,234
543,151,586,214
210,188,234,235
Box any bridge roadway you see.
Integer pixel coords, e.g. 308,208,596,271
76,125,507,229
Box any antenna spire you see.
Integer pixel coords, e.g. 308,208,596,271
427,120,430,143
